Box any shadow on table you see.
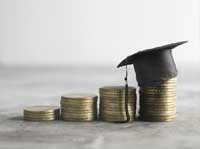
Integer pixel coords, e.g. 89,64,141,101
9,116,24,121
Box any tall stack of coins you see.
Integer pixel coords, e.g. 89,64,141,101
139,78,177,122
99,86,136,122
24,106,60,121
60,93,98,121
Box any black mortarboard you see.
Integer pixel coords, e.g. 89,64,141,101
117,41,188,87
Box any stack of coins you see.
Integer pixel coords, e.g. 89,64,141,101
99,86,136,122
139,78,177,122
24,106,60,121
60,93,98,121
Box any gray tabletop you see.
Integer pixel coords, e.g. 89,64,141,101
0,66,199,149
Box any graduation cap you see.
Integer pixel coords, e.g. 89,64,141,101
117,41,188,87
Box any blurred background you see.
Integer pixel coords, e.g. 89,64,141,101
0,0,199,98
0,0,199,66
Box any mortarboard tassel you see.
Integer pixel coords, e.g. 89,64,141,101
124,65,130,122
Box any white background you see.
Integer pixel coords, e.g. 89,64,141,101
0,0,199,66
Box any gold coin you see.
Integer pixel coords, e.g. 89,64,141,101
160,78,177,83
99,105,134,110
100,86,136,92
100,105,134,110
141,85,176,89
155,84,176,88
60,99,97,104
140,117,175,122
99,114,134,119
100,116,133,122
61,111,96,115
24,110,60,116
61,105,96,109
62,104,97,107
140,105,176,110
156,80,177,83
140,101,176,105
100,95,135,98
60,103,96,108
24,106,60,114
61,93,98,100
100,100,134,105
61,117,96,121
141,88,176,91
140,108,176,113
24,112,60,117
99,95,136,100
100,114,134,118
100,97,136,102
100,114,134,119
140,93,177,98
140,88,176,93
140,103,176,107
100,110,134,114
142,82,176,86
62,117,96,121
99,113,133,118
140,89,176,94
100,102,134,106
100,91,136,95
61,103,96,107
140,106,176,110
99,104,134,108
140,95,176,99
61,107,96,111
100,101,134,105
140,111,176,116
100,103,134,108
141,114,176,118
100,101,134,104
61,114,96,117
157,81,177,84
140,98,176,102
24,116,57,121
61,114,96,118
61,111,95,115
24,114,57,119
100,89,136,92
139,115,176,122
61,99,97,103
61,111,96,116
140,93,176,98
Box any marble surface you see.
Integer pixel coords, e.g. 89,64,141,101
0,65,200,149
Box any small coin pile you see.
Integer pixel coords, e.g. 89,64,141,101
99,86,136,122
139,78,177,122
23,106,60,121
60,93,98,121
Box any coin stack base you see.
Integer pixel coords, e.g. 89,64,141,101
139,78,177,122
99,86,136,122
60,93,98,122
23,106,60,121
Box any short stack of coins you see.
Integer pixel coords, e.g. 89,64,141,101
24,106,60,121
60,93,98,121
99,86,136,122
139,78,177,122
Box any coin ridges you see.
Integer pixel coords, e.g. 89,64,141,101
139,78,177,122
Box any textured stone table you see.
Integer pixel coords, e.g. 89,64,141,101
0,65,199,149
